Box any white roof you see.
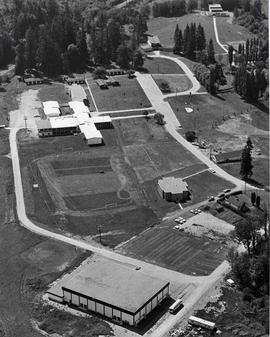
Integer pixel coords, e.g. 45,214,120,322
43,107,60,117
91,116,112,123
158,177,188,194
43,101,60,109
69,84,87,101
69,101,90,115
79,123,102,140
49,116,78,129
76,113,91,125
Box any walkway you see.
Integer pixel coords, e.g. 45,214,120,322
213,16,228,54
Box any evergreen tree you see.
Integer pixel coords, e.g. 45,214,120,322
233,7,239,18
24,27,37,69
66,44,80,72
196,24,206,51
76,25,88,68
228,45,234,65
133,50,144,69
107,19,121,61
173,25,181,54
240,142,253,180
207,38,215,64
173,24,179,46
116,43,131,69
15,40,25,75
246,39,250,62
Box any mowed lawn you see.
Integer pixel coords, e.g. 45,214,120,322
118,227,227,275
184,171,235,203
153,74,192,93
142,57,185,74
216,17,254,47
87,76,151,111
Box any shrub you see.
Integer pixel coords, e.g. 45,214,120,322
185,130,196,142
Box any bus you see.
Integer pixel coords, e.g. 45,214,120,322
169,298,183,314
188,316,216,331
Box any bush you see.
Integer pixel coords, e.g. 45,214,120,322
93,67,107,79
159,81,171,93
185,130,196,142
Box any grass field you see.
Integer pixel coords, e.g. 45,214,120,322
147,14,254,54
38,83,70,104
152,74,192,93
216,17,254,47
118,226,227,276
184,171,235,204
142,57,185,74
87,76,151,111
167,92,269,187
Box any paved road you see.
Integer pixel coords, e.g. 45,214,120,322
213,17,228,54
136,53,255,191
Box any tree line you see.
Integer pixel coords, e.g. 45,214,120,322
231,39,268,102
173,23,216,64
152,0,186,18
0,0,148,75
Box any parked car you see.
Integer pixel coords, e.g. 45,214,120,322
223,189,231,193
190,210,195,214
226,278,235,287
209,168,216,173
208,196,215,201
195,209,201,213
217,193,225,198
174,225,180,230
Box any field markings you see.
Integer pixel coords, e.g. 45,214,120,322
85,78,99,113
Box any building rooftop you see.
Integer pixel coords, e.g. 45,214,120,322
43,106,61,117
43,101,60,109
148,35,161,45
69,84,87,101
49,116,78,128
69,101,90,115
91,116,112,124
213,150,242,163
158,177,188,194
36,119,52,129
60,256,169,314
79,123,102,140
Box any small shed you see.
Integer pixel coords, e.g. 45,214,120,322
24,78,44,85
147,35,161,49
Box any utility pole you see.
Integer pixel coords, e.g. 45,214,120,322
24,116,27,130
97,225,102,244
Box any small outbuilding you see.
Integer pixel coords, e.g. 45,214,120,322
158,177,190,202
24,77,44,85
211,150,242,164
65,77,85,85
147,35,162,49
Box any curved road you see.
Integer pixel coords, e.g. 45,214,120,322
8,52,253,336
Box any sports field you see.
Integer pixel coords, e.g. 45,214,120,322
118,226,227,276
87,76,151,111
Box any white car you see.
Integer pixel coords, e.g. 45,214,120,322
190,209,195,214
174,218,182,223
180,219,186,224
209,168,216,173
174,225,180,230
195,209,201,213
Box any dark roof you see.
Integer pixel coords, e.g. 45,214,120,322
214,150,242,163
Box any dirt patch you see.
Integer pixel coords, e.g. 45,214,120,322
181,212,234,239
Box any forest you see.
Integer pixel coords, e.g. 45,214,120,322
0,0,149,75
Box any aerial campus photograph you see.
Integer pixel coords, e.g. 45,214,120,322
0,0,269,336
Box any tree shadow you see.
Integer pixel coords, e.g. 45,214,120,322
244,178,264,188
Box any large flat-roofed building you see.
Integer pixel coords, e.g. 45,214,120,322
158,177,190,202
47,257,169,326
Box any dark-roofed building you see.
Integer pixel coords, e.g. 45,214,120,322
65,77,85,85
106,69,126,76
24,77,44,85
211,150,242,164
147,35,161,49
47,257,170,326
96,79,108,89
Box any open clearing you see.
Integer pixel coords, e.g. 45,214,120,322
117,225,227,276
87,76,151,111
168,93,269,187
142,57,185,74
184,171,235,204
152,74,192,93
147,14,254,54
